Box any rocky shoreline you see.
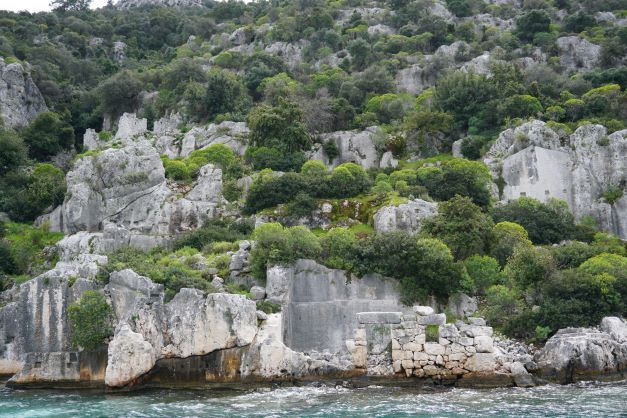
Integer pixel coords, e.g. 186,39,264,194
1,252,625,391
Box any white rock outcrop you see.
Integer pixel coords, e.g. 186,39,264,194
105,323,156,387
103,271,258,387
373,199,438,234
317,127,382,169
0,58,48,129
484,121,627,239
556,36,601,72
39,140,225,249
534,317,627,383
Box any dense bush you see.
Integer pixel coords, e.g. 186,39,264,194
68,290,113,350
21,112,75,160
491,197,576,244
416,159,493,208
422,195,494,260
250,223,321,281
173,218,253,251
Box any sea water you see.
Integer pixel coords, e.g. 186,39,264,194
1,380,626,417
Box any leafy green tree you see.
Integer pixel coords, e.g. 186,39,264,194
68,290,113,351
562,11,596,33
319,227,357,270
483,284,525,329
248,99,311,153
98,71,143,118
21,112,75,160
250,223,321,280
490,221,532,266
515,10,551,43
434,71,497,130
538,269,623,332
491,197,576,244
504,244,556,289
463,255,503,295
423,195,494,260
204,69,251,120
50,0,91,11
0,129,28,175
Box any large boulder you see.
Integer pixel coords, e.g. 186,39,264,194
556,36,601,72
317,127,382,169
534,317,627,383
105,323,156,387
179,121,249,157
373,199,438,234
102,270,258,386
162,290,257,358
484,121,627,239
39,141,225,248
0,58,47,129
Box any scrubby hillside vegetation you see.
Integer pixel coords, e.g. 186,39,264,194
0,0,625,344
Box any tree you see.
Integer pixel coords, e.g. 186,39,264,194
417,158,492,208
490,221,532,266
515,10,551,43
98,71,143,119
21,112,75,160
204,69,251,120
0,129,28,175
319,228,357,270
422,195,494,259
250,223,321,280
464,255,503,295
491,197,576,244
247,99,311,153
504,244,556,289
68,291,113,350
50,0,91,11
434,71,497,130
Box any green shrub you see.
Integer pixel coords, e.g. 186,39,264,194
490,221,532,266
250,223,322,281
463,255,503,295
174,218,253,251
491,197,576,244
422,195,494,260
287,192,317,217
256,300,281,314
68,291,113,350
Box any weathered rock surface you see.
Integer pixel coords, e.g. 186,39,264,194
116,0,203,8
179,121,249,157
38,141,225,249
485,121,627,239
533,317,627,383
0,259,104,376
317,127,382,169
269,259,406,353
0,58,47,129
556,36,601,72
373,199,438,234
105,324,155,387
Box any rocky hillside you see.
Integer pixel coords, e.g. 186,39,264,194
0,0,625,389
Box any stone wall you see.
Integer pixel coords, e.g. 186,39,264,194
346,306,497,380
267,259,408,353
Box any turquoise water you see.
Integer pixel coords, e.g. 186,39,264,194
1,381,626,417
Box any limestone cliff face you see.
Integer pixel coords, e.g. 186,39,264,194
0,256,104,376
534,317,627,383
484,120,627,239
116,0,203,8
39,136,226,251
0,58,47,129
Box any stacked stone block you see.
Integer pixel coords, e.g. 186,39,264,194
348,306,497,378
